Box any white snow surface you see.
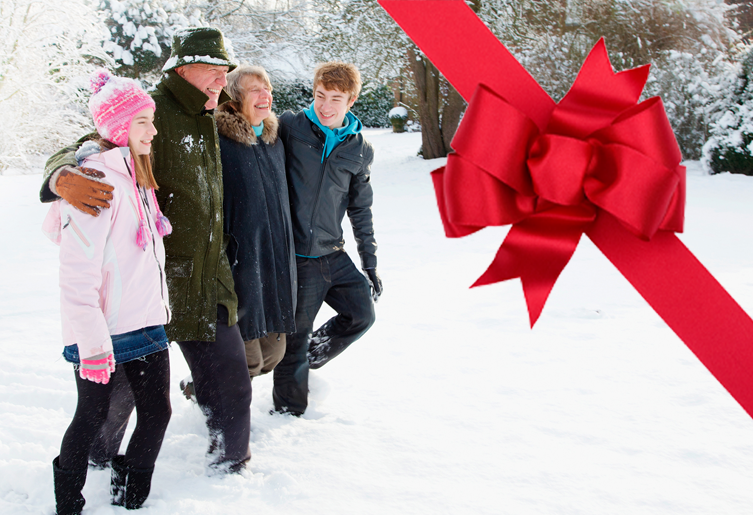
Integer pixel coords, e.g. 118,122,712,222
2,129,753,514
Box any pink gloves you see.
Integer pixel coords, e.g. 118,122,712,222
79,351,116,384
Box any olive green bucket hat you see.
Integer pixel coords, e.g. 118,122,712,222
162,27,238,72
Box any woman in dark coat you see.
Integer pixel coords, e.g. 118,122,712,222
216,65,297,379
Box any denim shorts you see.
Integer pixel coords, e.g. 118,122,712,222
63,325,169,365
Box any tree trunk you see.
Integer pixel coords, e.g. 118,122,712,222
408,45,446,159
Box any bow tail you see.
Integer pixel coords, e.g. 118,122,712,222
473,207,595,326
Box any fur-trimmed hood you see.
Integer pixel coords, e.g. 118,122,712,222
216,103,279,146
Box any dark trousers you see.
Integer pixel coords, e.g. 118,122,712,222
88,307,252,472
273,251,375,415
59,350,171,471
178,306,252,470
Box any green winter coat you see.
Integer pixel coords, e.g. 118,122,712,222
41,70,237,342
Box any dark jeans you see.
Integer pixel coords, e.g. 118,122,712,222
273,251,375,415
59,349,171,471
178,306,252,471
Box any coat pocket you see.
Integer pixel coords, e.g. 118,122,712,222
289,128,322,150
165,257,193,314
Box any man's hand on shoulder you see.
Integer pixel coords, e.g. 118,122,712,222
52,166,114,216
363,268,382,302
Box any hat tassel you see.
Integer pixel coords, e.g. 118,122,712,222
150,190,172,237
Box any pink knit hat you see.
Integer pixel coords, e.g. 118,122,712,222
88,70,156,147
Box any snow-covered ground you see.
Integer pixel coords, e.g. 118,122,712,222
2,129,753,514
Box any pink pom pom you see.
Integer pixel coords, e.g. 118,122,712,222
90,69,112,95
155,215,172,237
136,220,151,250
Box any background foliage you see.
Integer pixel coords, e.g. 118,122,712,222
3,0,753,171
702,47,753,175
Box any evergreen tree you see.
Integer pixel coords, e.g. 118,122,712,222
98,0,204,80
351,82,394,128
702,47,753,175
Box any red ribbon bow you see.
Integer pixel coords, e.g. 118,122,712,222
436,40,686,325
380,0,753,419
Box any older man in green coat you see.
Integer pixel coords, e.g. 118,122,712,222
42,28,252,475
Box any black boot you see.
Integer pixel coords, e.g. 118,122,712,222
110,455,127,507
52,456,87,515
110,455,155,510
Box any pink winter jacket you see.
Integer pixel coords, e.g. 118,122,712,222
42,147,171,361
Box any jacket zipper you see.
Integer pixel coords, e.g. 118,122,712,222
127,157,169,321
138,185,169,321
307,139,329,257
65,215,91,247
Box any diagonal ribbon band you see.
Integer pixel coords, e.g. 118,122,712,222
380,0,753,419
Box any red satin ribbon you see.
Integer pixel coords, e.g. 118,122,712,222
380,0,753,418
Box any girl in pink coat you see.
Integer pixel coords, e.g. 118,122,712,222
44,70,173,514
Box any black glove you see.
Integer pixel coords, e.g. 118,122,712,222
363,268,382,302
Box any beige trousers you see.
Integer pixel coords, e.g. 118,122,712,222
245,333,286,378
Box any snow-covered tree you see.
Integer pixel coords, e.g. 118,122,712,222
189,0,312,79
702,46,753,175
0,0,111,172
478,0,738,159
726,0,753,40
98,0,204,80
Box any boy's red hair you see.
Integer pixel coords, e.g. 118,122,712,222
313,62,362,100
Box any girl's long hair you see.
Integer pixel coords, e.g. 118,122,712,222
94,137,159,190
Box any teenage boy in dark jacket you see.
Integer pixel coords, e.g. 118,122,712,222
273,62,382,416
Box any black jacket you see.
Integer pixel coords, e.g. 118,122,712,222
216,104,297,340
278,110,377,269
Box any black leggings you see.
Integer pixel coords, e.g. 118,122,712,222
58,350,171,471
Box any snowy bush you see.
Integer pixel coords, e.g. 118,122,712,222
702,47,753,175
389,106,408,120
388,106,408,132
272,78,313,114
351,82,393,128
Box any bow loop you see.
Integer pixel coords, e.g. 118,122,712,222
451,84,537,196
